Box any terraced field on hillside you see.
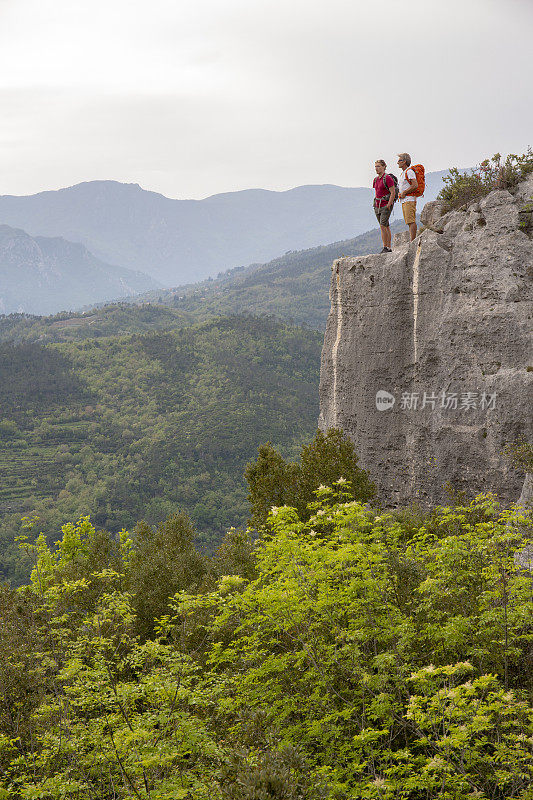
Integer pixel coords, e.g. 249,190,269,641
0,419,93,511
0,446,63,509
0,317,322,583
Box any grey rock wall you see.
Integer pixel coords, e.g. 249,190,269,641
319,178,533,506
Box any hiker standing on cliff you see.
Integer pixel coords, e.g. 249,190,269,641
397,153,419,241
373,160,396,253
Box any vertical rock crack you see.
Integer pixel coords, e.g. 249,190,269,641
331,267,343,426
412,240,422,366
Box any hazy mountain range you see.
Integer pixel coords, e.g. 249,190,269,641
0,173,448,275
138,219,410,330
0,221,408,341
0,225,159,315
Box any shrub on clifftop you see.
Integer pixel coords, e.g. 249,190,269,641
438,147,533,212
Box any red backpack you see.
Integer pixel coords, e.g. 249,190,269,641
409,164,425,197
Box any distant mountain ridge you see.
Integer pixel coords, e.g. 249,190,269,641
142,219,410,330
0,172,451,286
0,225,159,315
0,220,407,340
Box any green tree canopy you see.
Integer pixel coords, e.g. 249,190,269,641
127,512,208,639
245,428,375,530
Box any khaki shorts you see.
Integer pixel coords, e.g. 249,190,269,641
374,203,392,227
402,201,416,225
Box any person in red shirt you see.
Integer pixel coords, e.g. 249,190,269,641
373,159,396,253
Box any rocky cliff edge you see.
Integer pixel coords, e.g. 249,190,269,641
318,176,533,506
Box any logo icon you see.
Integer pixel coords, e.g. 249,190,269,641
376,390,396,411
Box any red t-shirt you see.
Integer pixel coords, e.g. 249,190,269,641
373,174,394,207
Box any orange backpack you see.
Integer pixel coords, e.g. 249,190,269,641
409,164,425,197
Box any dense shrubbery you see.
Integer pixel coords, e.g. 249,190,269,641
245,429,375,530
437,148,533,212
0,485,531,798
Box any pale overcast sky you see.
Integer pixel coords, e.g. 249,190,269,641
0,0,531,199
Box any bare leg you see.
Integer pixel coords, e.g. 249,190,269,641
383,225,392,248
380,224,388,248
409,222,417,241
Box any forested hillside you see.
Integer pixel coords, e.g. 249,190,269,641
151,220,408,329
0,221,406,344
1,489,531,798
0,304,192,345
0,315,322,582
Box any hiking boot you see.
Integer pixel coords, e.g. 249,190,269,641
380,247,392,253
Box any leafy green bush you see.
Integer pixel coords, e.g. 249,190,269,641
245,428,375,531
0,419,21,438
2,492,532,798
178,490,533,798
438,148,533,212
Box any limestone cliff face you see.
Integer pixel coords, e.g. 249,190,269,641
319,177,533,506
